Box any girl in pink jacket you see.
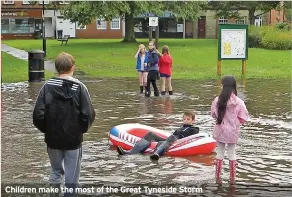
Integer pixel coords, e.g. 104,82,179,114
211,75,249,185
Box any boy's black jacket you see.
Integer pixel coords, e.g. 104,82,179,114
33,77,95,150
173,124,199,139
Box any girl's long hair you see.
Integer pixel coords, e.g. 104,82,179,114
162,45,170,55
216,75,237,124
139,44,146,56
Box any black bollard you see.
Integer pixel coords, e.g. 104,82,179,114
28,50,45,82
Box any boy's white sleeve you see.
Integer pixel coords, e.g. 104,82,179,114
79,83,96,133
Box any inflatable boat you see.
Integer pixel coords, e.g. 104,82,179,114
109,123,216,156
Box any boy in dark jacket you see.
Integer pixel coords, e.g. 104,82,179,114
33,52,95,196
150,111,199,160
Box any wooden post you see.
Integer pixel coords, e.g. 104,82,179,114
149,26,153,41
217,60,222,76
242,60,246,75
155,25,159,50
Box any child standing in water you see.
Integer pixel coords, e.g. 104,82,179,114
211,75,249,185
158,45,173,95
33,52,95,196
145,41,160,97
135,44,148,94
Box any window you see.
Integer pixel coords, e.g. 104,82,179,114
59,1,69,4
23,0,31,4
1,19,10,34
255,17,263,27
219,17,228,24
1,18,34,34
76,22,86,30
110,17,120,29
4,0,14,4
235,17,245,24
39,1,49,4
134,22,143,32
96,18,106,29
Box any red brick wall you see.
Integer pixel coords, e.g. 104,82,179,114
267,9,285,25
2,34,34,39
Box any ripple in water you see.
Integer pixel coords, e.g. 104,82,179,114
1,78,291,196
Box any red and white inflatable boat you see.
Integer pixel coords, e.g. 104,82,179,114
109,123,216,156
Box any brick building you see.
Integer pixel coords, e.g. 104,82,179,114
1,0,45,39
136,8,286,39
1,0,124,39
1,1,286,40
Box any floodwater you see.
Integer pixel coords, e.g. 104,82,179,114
1,78,291,196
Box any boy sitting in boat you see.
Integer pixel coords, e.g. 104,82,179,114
117,111,199,160
150,111,199,160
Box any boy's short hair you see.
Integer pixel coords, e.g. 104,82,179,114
183,111,195,120
55,52,75,74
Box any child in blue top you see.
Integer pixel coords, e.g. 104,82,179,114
135,44,148,94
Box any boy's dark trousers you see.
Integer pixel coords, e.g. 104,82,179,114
150,135,177,160
145,70,159,97
117,132,165,155
47,147,82,197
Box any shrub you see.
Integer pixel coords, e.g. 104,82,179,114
275,22,289,31
260,31,292,50
248,26,261,48
249,26,292,50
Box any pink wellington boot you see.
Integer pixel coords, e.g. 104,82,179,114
229,160,237,185
215,159,223,184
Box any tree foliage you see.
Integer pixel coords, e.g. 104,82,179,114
60,1,205,42
283,1,292,22
205,1,281,25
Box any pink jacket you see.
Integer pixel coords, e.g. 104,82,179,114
211,93,249,144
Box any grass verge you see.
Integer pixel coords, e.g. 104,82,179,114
2,39,291,80
2,52,55,83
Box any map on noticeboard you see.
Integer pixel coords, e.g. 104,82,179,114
220,29,246,59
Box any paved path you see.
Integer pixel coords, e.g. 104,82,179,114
2,44,56,72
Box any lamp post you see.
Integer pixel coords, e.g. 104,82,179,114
42,1,46,57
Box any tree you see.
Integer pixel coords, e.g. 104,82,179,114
205,1,281,25
60,1,205,42
283,1,292,22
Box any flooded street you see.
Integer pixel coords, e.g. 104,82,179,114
1,78,291,196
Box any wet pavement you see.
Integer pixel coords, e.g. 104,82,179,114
1,44,56,72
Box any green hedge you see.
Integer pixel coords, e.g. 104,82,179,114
248,26,292,50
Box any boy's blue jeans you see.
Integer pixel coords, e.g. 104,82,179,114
47,147,82,196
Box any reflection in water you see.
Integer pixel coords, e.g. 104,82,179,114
1,78,291,196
